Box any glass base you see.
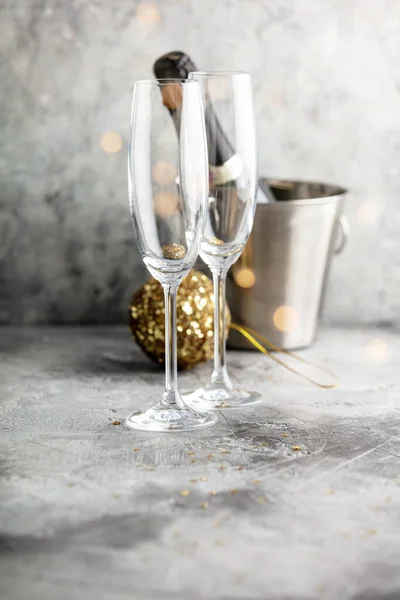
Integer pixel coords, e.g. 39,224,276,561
125,404,217,432
183,386,261,411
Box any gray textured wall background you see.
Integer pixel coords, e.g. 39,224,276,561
0,0,399,326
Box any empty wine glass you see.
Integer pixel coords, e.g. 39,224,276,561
126,79,217,431
183,71,261,410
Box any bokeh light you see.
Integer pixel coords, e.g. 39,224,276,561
136,2,161,26
153,190,179,218
356,201,379,226
366,338,389,361
207,76,230,102
234,267,256,289
273,305,299,332
100,132,123,154
152,161,177,185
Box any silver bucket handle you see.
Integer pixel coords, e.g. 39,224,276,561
334,215,350,254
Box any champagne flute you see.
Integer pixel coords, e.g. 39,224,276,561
126,79,217,431
183,71,261,410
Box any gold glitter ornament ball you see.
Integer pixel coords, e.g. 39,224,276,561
129,269,231,370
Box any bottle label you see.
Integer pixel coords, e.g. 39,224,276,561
209,154,243,186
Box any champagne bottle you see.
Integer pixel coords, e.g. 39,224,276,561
153,51,276,203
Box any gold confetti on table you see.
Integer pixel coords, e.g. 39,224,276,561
133,448,140,452
218,465,226,470
190,479,197,484
256,496,267,504
235,466,244,471
208,453,215,459
220,449,229,454
187,451,196,455
231,489,238,495
292,445,301,451
200,476,207,481
180,490,190,497
201,502,208,509
191,459,197,463
112,421,121,426
281,433,288,437
253,479,261,484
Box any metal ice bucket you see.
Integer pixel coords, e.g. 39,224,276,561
227,179,349,350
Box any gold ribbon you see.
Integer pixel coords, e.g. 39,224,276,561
230,323,338,389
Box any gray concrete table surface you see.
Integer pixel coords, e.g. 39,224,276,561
0,326,399,600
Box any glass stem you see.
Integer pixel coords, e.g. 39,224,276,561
163,283,180,406
211,268,229,384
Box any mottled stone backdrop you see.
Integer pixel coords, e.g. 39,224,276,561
0,0,399,325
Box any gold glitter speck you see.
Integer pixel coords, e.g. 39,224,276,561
172,531,181,538
182,302,193,315
180,490,190,497
292,445,301,451
201,502,208,509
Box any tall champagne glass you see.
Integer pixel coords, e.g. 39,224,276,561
184,72,261,410
127,79,217,431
